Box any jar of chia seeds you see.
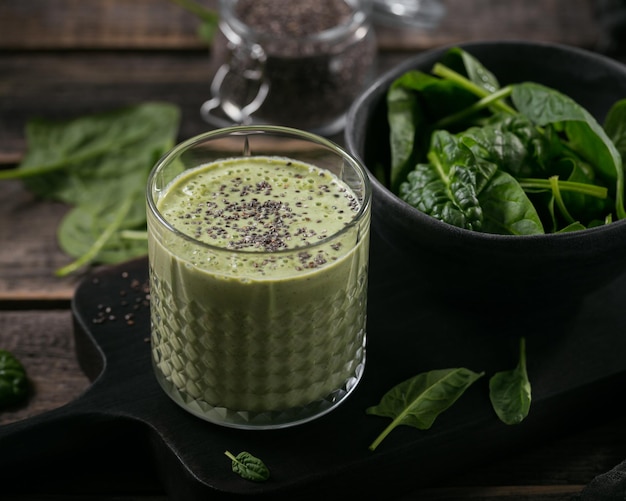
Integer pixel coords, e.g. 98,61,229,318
201,0,377,136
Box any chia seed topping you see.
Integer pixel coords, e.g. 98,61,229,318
158,156,360,262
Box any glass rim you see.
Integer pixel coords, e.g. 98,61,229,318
146,125,372,258
218,0,372,46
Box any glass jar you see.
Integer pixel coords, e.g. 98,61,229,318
201,0,377,136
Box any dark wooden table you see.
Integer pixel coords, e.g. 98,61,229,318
2,1,626,499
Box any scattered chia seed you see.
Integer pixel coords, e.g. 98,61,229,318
90,271,151,327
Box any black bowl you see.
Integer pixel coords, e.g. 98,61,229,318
345,41,626,305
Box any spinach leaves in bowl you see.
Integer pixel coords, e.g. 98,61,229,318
345,41,626,304
385,47,626,235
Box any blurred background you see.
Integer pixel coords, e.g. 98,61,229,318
2,0,623,161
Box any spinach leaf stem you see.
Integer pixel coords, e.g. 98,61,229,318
517,178,608,198
0,160,69,180
435,86,514,128
55,193,136,277
369,420,397,451
549,176,576,224
120,230,148,240
432,63,517,115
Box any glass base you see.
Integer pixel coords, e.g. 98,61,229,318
153,357,365,430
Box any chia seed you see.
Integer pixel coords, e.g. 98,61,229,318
159,157,361,274
90,271,151,326
213,0,377,133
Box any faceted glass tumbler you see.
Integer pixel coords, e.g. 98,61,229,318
146,125,371,429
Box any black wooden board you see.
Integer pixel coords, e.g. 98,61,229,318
2,231,626,500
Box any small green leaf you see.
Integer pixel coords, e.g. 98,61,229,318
0,350,29,408
366,368,484,451
224,451,270,482
489,337,531,425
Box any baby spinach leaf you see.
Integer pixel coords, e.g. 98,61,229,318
604,98,626,159
439,46,501,94
399,132,484,231
224,451,270,482
0,349,29,409
558,221,587,232
460,113,548,179
390,70,483,132
478,169,545,235
387,69,487,192
388,78,422,192
489,337,531,425
14,103,179,205
511,82,625,219
400,129,544,234
55,192,145,276
0,103,180,275
366,368,484,451
57,187,147,262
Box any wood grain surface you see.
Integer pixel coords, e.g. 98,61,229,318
0,311,90,425
2,0,626,499
0,0,602,50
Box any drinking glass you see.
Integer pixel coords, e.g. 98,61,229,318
146,125,371,429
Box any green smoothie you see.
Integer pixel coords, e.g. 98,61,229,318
148,155,369,423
